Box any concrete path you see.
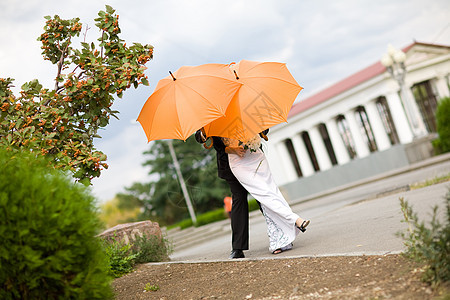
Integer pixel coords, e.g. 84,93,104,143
167,153,450,262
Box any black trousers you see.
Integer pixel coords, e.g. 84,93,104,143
226,179,249,250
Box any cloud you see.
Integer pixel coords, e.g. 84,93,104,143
91,122,150,202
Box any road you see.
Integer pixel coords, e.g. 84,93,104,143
168,153,450,262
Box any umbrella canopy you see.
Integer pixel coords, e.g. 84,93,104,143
137,63,242,142
203,60,303,142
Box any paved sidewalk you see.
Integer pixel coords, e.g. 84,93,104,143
167,153,450,263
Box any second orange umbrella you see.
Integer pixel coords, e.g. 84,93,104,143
203,60,303,142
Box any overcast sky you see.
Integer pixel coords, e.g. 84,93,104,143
1,0,449,203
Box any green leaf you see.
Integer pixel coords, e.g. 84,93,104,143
105,5,115,14
141,78,149,86
79,177,90,186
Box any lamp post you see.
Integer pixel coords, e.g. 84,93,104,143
167,140,197,224
381,44,421,137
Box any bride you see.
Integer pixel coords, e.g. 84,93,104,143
223,132,310,254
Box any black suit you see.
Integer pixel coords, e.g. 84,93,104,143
211,136,249,250
195,132,249,250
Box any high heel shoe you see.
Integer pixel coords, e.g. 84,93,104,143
272,243,293,254
296,220,310,232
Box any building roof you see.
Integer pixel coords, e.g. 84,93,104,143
287,41,448,118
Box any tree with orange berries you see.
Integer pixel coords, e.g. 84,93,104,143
0,5,153,184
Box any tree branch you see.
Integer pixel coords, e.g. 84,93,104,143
100,29,104,59
53,39,71,91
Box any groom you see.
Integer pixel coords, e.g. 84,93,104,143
195,130,249,259
195,129,269,259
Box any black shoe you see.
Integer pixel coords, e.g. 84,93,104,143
296,220,310,233
229,249,245,259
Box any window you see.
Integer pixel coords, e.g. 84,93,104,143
301,131,320,171
318,123,338,165
336,115,357,159
376,97,399,145
355,106,378,152
284,139,302,177
412,80,438,132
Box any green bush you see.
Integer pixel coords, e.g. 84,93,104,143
398,192,450,288
101,233,172,277
248,199,261,212
433,97,450,154
195,208,227,227
132,234,172,264
102,237,138,278
169,199,261,230
170,218,193,230
0,148,113,299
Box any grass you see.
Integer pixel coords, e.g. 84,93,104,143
398,190,450,289
410,173,450,190
144,283,159,292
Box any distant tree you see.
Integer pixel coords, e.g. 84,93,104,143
98,197,142,229
117,137,229,225
433,97,450,154
0,5,153,184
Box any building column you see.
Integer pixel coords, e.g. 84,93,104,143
274,141,298,183
308,126,332,171
385,92,414,144
364,101,391,151
291,134,315,177
403,87,428,136
434,76,450,99
344,110,370,158
325,118,350,165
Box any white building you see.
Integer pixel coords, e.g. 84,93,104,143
266,42,450,201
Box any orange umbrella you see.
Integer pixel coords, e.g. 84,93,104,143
137,63,242,141
203,60,303,142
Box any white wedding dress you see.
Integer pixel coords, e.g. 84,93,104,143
226,139,301,252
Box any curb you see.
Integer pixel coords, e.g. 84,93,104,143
145,250,403,266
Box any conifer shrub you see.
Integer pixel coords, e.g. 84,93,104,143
433,97,450,154
0,148,113,299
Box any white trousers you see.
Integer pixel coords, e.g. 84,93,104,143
228,149,300,252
